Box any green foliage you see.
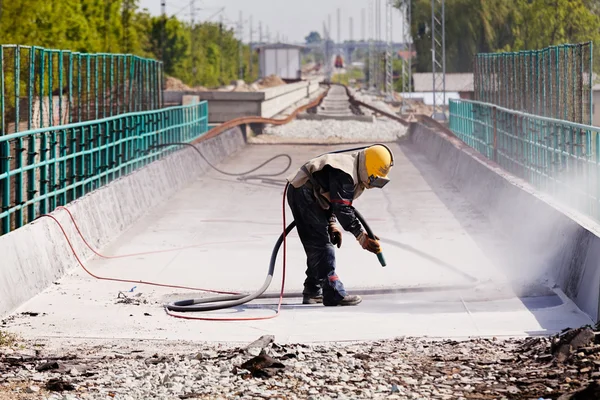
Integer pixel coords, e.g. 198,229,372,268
0,1,258,88
392,59,413,92
305,31,322,44
403,0,600,74
333,67,365,87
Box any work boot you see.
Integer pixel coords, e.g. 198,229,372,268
323,294,362,306
302,294,323,304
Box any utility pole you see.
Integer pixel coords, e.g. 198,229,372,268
238,11,243,80
190,0,196,76
385,0,393,101
350,17,354,42
219,13,224,82
337,8,341,45
249,15,253,80
368,0,375,91
431,0,446,120
375,0,381,91
160,0,166,63
361,8,366,41
259,21,263,44
401,0,412,112
323,21,332,82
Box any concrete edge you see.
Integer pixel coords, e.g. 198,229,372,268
0,127,246,319
408,122,600,322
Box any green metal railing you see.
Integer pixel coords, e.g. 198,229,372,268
0,45,164,136
474,42,593,125
449,98,600,220
0,101,208,235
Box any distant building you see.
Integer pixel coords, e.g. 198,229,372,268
257,43,305,81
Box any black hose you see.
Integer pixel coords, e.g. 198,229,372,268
154,141,382,313
149,142,293,182
166,216,297,312
165,200,380,313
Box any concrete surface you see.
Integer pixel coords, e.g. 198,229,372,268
0,128,246,319
410,122,600,322
3,142,592,344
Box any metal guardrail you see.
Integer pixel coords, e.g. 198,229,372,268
474,42,593,125
0,101,208,235
0,45,164,136
449,98,600,220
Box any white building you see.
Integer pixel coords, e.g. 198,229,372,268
257,43,304,80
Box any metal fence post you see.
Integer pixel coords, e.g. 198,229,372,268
492,106,498,163
0,137,8,234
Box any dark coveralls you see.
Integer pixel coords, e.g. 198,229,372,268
286,164,363,305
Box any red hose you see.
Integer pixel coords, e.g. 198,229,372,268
37,186,290,321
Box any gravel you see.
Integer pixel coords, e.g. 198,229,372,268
2,328,600,399
350,89,399,115
255,118,407,144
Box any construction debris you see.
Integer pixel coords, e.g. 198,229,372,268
164,74,286,93
2,328,600,399
256,75,286,88
238,349,285,378
164,76,208,92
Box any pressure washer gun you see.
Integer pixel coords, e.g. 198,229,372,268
355,210,386,267
374,244,386,267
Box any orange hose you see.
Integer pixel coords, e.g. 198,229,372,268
192,86,329,144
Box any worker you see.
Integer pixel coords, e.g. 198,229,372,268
286,144,394,306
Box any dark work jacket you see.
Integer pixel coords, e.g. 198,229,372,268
311,165,362,237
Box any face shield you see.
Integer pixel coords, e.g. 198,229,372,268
367,175,391,189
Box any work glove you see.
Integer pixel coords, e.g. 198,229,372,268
328,222,343,248
357,231,381,254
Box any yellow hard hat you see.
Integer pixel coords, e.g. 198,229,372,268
363,144,394,188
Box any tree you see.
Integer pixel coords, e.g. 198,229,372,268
506,0,600,51
304,31,322,44
402,0,600,74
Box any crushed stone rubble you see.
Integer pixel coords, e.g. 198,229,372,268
260,118,407,143
2,327,600,399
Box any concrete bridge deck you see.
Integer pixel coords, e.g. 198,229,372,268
3,141,592,344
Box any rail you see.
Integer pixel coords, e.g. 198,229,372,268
449,98,600,220
0,102,207,234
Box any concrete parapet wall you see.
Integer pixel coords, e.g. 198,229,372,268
261,80,320,118
409,122,600,322
163,79,322,123
0,128,246,318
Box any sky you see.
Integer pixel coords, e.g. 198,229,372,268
139,0,407,44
